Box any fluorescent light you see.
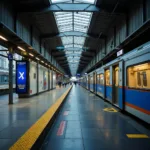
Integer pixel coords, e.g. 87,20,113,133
18,46,25,52
36,57,40,60
28,47,33,50
41,61,44,63
0,35,8,41
29,53,34,57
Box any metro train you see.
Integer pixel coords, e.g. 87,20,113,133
80,41,150,124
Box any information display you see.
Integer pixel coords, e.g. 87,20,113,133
16,61,28,93
117,49,123,57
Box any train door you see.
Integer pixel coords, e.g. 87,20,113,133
90,76,93,92
93,72,96,93
113,65,119,105
104,69,112,101
88,75,90,90
96,74,100,95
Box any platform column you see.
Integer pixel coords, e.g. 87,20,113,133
8,47,13,104
37,62,39,95
48,69,50,91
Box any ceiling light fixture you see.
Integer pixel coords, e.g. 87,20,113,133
18,46,25,52
36,57,40,60
29,53,34,57
0,35,8,41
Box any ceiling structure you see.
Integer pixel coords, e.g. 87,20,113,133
14,0,132,76
51,0,95,75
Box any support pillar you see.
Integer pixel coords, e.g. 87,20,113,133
8,47,13,104
37,62,39,95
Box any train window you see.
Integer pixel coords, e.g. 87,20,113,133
90,76,93,84
100,74,104,85
97,75,100,84
142,72,147,87
127,62,150,89
137,72,141,86
105,70,110,85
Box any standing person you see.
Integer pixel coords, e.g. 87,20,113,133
58,81,61,88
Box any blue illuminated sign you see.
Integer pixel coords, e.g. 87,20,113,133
16,61,28,93
8,53,13,60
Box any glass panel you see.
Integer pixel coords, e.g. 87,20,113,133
127,62,150,89
52,0,95,74
142,72,147,87
100,74,104,85
51,0,95,4
137,72,141,86
105,70,110,86
97,75,100,84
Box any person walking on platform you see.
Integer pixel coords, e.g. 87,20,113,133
58,81,62,88
74,81,77,86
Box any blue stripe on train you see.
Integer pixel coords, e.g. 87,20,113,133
105,86,112,102
119,88,123,109
125,88,150,111
90,84,93,91
96,84,104,96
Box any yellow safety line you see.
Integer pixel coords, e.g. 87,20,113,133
126,134,149,138
103,107,118,112
9,86,72,150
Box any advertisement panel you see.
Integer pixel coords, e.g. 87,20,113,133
16,61,28,94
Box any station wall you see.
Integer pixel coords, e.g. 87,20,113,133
29,61,37,95
38,65,49,92
0,1,64,73
28,61,56,96
53,71,56,89
84,0,150,73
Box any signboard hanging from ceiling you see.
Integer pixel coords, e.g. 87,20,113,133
16,61,28,94
117,49,123,57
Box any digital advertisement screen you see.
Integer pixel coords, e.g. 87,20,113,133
16,61,28,94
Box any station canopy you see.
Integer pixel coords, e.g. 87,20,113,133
51,0,96,75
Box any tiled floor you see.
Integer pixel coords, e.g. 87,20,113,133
0,86,71,150
42,85,150,150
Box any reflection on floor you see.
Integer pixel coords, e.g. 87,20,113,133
42,85,150,150
0,86,70,150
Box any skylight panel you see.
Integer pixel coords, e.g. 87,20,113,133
74,44,83,48
57,18,72,22
51,0,72,3
74,20,89,24
64,44,74,48
74,0,95,4
51,0,95,4
74,28,87,32
74,37,85,45
60,27,73,32
62,36,73,45
57,17,72,21
52,0,95,74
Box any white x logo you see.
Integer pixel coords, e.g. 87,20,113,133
19,72,24,80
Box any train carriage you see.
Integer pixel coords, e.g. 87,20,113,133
81,41,150,124
123,44,150,123
102,58,124,109
96,68,104,97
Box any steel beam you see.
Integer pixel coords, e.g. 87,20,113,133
8,47,13,104
55,56,66,60
41,31,106,39
19,3,100,13
80,60,88,64
52,48,96,53
80,57,91,60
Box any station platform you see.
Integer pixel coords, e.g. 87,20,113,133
0,85,72,150
41,85,150,150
